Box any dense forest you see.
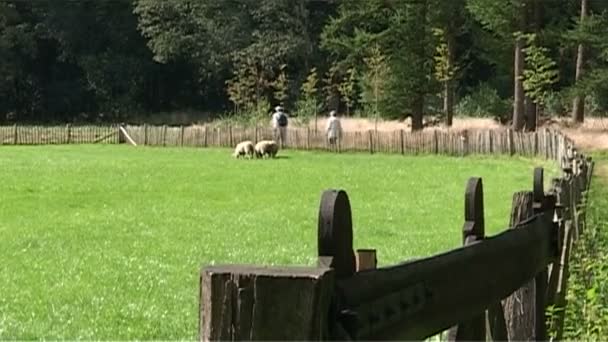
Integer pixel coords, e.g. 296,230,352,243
1,0,607,130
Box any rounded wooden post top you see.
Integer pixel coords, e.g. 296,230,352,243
464,177,485,241
318,189,355,279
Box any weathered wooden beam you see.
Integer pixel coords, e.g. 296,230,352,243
119,126,137,146
200,265,334,341
93,130,118,144
335,213,555,340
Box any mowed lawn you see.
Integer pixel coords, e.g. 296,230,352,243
0,145,556,339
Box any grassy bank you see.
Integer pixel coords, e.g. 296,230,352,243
562,152,608,339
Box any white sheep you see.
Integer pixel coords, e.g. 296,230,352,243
233,140,255,159
254,140,279,159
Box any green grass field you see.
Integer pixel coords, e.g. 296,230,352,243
0,145,556,339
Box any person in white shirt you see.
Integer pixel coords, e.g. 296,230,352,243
326,110,342,150
271,106,288,148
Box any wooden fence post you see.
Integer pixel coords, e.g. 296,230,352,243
368,130,373,154
532,168,550,342
534,132,539,157
546,177,566,297
449,178,488,341
162,125,167,147
200,265,334,341
548,130,553,160
433,130,439,154
568,157,582,239
575,156,587,235
400,129,404,155
547,178,572,341
66,124,71,144
144,124,149,146
586,156,594,189
547,154,594,342
317,189,357,339
507,129,515,156
462,130,469,156
488,130,493,154
307,126,311,150
355,249,377,271
318,189,356,279
554,132,560,161
204,126,208,147
193,126,201,147
13,124,17,145
503,190,537,341
180,125,185,146
229,124,233,147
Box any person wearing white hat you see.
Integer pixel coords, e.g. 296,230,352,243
326,110,342,151
271,105,288,148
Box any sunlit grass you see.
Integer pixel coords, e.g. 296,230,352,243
0,145,556,339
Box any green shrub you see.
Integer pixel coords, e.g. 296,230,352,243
294,97,320,124
543,91,568,117
455,83,510,119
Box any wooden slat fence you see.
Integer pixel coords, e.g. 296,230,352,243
0,124,577,164
0,124,118,145
120,124,575,161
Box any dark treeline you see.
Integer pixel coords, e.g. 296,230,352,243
1,0,608,130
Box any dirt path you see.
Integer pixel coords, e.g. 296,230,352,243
301,117,608,150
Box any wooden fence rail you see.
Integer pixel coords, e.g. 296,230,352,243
199,137,593,341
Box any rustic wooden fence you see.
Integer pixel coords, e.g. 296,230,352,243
200,142,594,341
122,124,568,159
0,123,574,161
0,124,119,145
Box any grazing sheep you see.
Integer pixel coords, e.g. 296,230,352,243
233,140,255,159
254,140,279,159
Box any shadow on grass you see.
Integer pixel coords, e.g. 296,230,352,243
241,156,291,160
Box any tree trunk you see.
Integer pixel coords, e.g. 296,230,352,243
411,95,424,131
525,97,537,131
444,31,455,127
513,36,526,131
444,80,453,126
572,0,588,123
524,0,541,132
411,0,427,132
513,1,527,131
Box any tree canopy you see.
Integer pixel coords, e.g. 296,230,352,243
0,0,604,129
